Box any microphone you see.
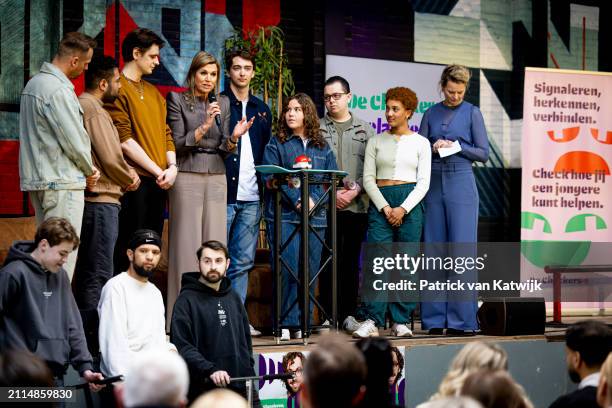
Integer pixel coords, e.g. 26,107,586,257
207,93,223,130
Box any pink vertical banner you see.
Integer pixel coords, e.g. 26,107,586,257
520,68,612,308
521,68,611,243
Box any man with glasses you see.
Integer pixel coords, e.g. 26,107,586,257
282,351,306,397
320,76,375,330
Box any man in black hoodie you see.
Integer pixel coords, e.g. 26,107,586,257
170,240,258,404
0,217,104,389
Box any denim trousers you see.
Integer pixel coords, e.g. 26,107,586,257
267,221,325,327
357,184,423,327
421,166,479,331
227,200,261,303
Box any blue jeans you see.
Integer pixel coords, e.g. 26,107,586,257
267,221,325,327
227,201,261,303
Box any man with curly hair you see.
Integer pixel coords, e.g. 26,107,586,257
282,351,306,397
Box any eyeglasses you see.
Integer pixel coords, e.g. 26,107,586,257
287,368,303,376
323,93,347,102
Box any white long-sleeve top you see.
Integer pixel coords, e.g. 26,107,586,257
98,272,176,377
363,131,431,213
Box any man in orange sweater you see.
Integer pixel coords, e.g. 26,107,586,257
105,28,177,273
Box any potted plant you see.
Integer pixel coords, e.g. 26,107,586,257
224,26,295,133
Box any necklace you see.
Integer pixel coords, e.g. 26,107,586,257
122,73,144,100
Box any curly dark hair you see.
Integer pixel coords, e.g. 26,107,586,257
277,93,326,148
282,351,306,394
390,346,404,384
386,87,418,119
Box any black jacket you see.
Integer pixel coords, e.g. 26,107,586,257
221,88,272,204
170,272,255,400
0,241,93,375
548,386,599,408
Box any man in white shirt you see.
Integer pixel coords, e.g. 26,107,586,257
221,49,272,337
98,229,176,379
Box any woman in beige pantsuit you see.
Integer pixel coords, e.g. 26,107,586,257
166,51,254,322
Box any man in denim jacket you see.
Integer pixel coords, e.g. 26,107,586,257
19,32,100,280
221,48,272,337
319,76,374,327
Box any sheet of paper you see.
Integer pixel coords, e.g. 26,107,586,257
438,140,462,158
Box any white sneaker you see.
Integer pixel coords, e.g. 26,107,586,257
317,319,331,333
281,329,290,341
352,319,379,338
280,329,302,340
343,316,361,333
249,324,262,337
391,323,413,337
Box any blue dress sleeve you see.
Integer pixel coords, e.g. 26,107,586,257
459,106,489,163
419,108,432,142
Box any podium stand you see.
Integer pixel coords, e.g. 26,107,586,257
256,165,347,344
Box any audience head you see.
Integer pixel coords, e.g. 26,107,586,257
389,346,404,386
418,396,483,408
122,350,189,408
461,369,533,408
434,341,507,399
55,32,96,78
190,389,248,408
278,93,325,148
302,333,366,408
282,351,306,395
185,51,221,98
121,28,164,75
597,352,612,408
224,48,255,90
0,349,54,387
355,337,394,407
565,320,612,383
196,240,230,286
323,76,351,118
0,350,54,408
32,217,80,273
85,55,121,103
126,229,162,279
439,64,471,107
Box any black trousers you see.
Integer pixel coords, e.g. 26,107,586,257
319,210,368,323
74,202,120,310
113,176,167,274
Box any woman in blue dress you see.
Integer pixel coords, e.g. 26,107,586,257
419,65,489,335
263,93,337,341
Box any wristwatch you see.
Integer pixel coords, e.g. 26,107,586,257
344,180,358,190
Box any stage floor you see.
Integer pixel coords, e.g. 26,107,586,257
251,314,612,352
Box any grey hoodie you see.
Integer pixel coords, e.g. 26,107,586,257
0,240,93,375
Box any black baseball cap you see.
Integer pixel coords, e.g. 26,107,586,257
127,229,162,251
